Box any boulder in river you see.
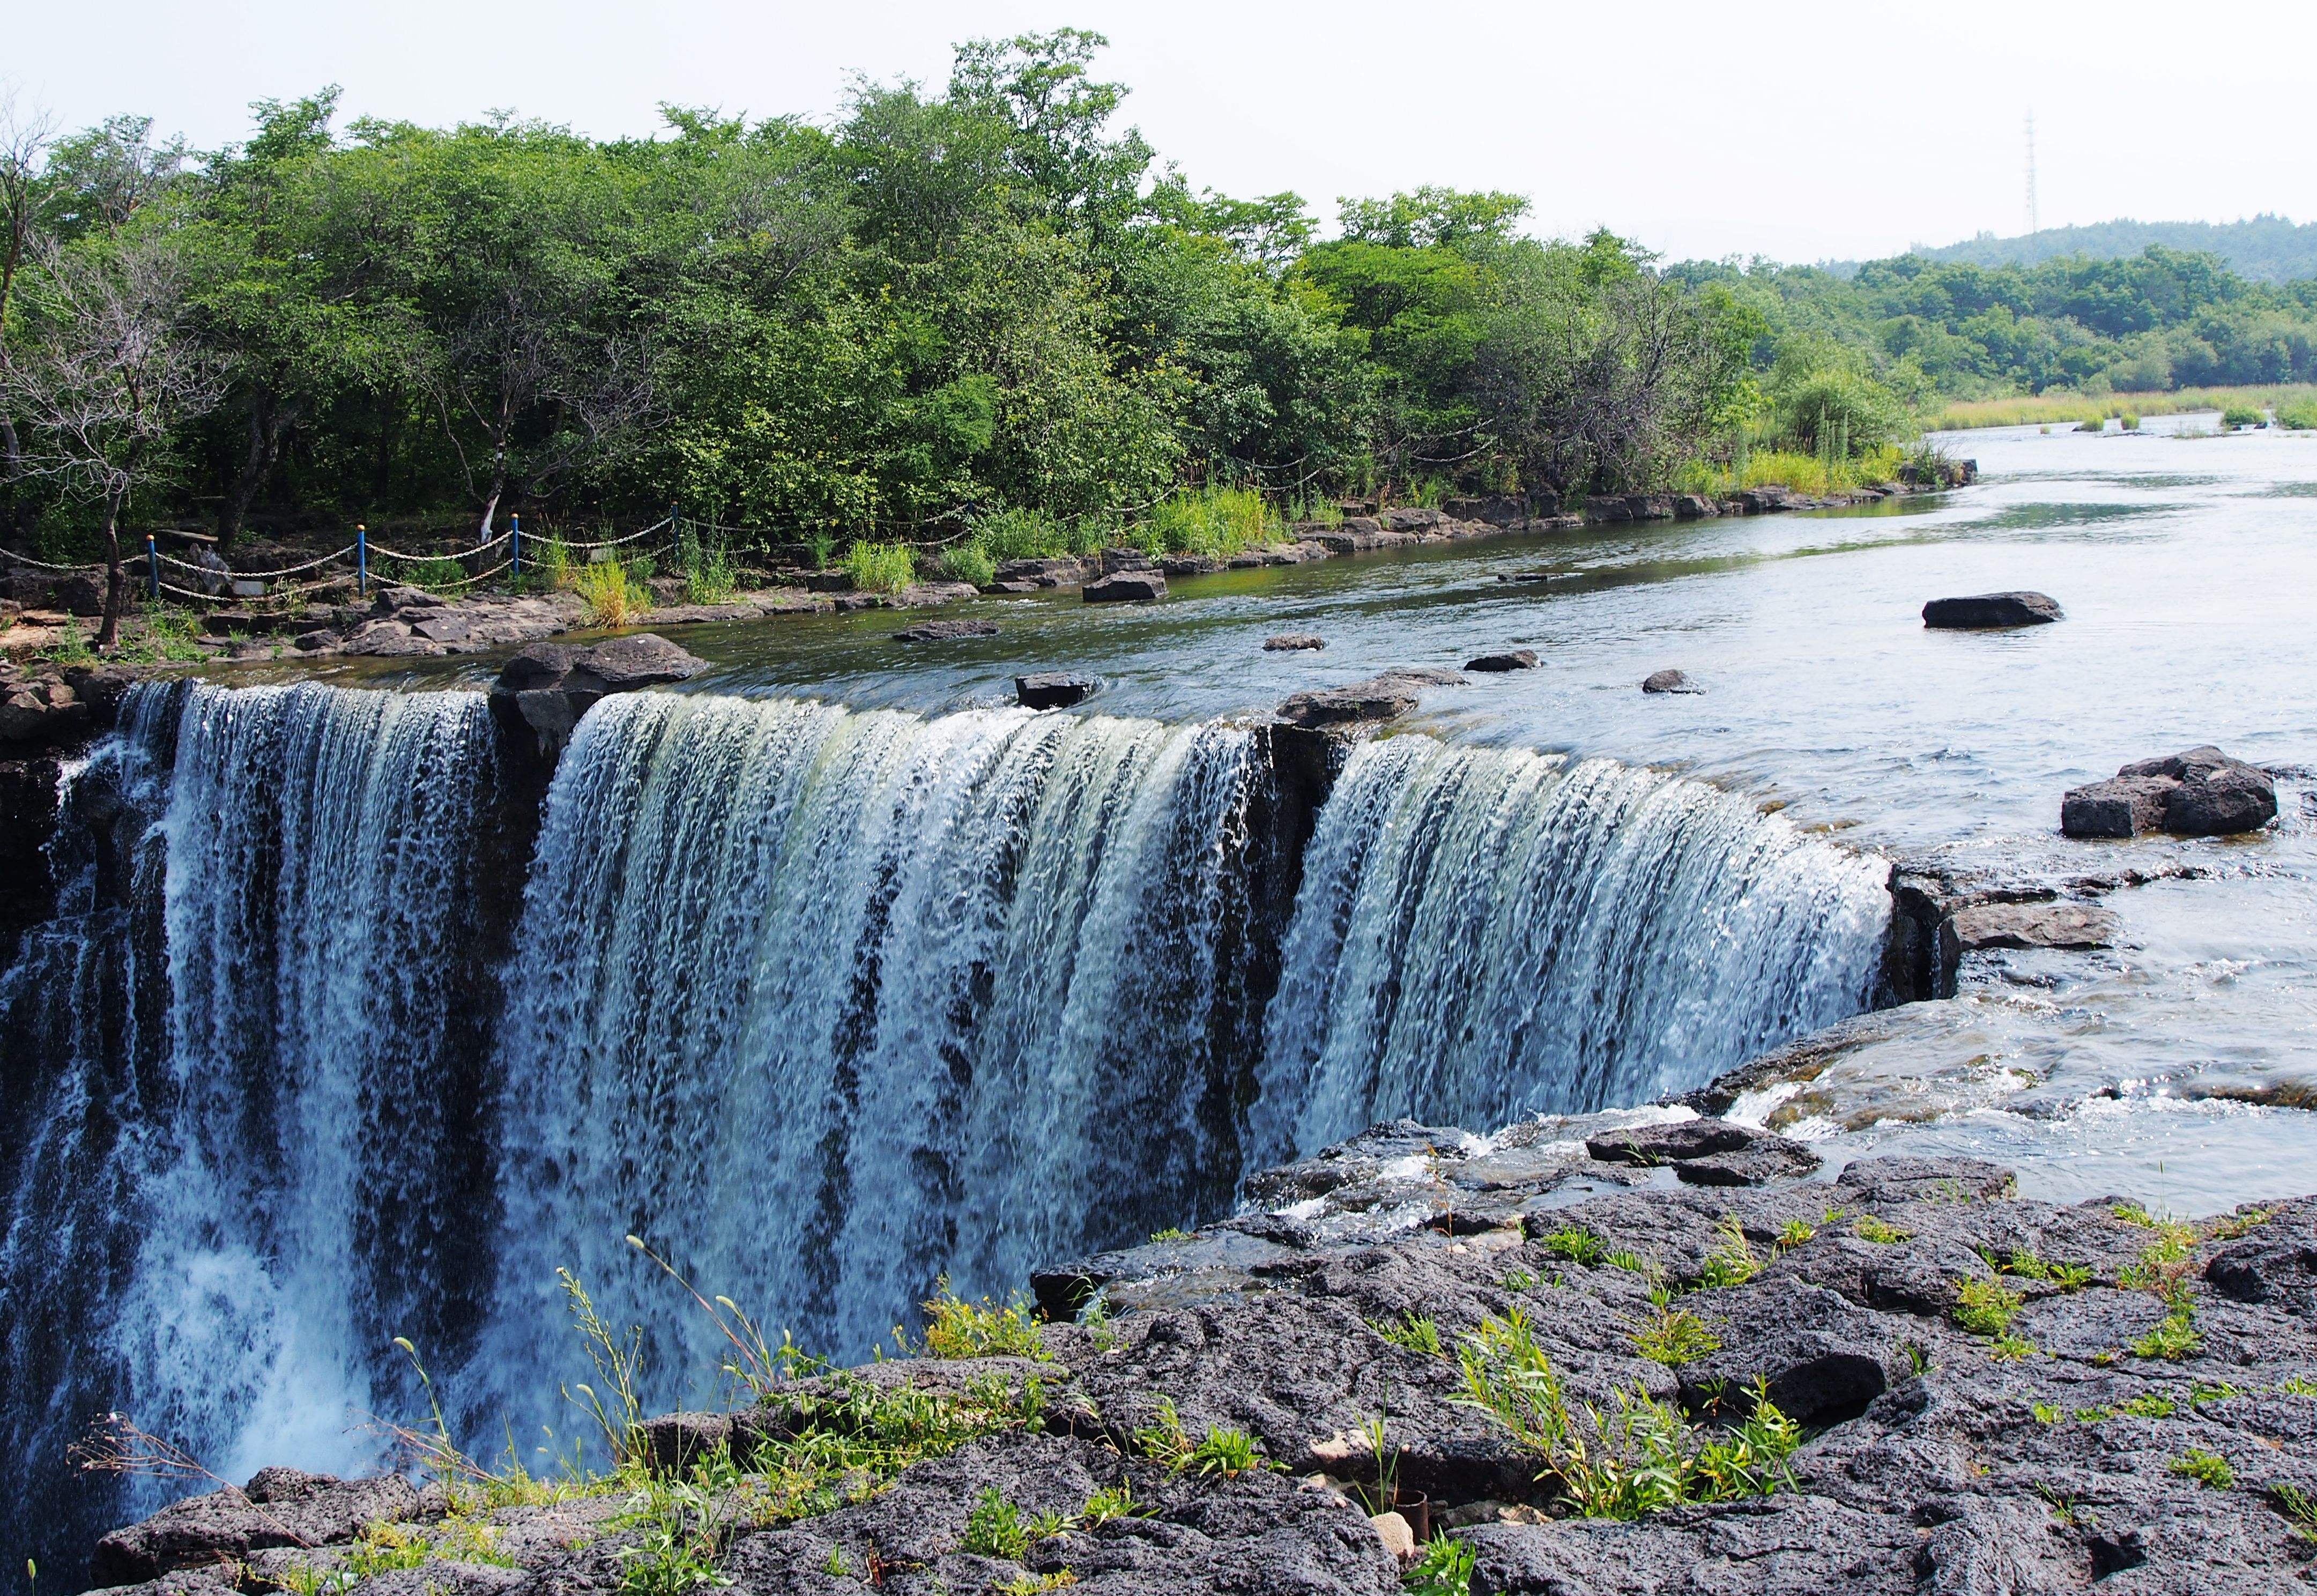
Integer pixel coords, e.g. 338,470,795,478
1641,669,1700,694
1943,899,2118,954
893,618,998,642
1276,667,1465,728
1921,591,2063,628
1264,633,1326,651
489,633,706,752
1465,649,1539,672
1082,572,1166,604
2061,746,2276,838
1015,672,1097,709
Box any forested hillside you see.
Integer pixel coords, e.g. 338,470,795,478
1915,216,2317,284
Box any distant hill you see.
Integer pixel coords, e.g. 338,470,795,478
1909,216,2317,283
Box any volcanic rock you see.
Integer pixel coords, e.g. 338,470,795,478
488,633,706,752
1276,667,1466,728
1264,633,1326,651
1082,573,1167,603
1016,672,1097,709
2061,746,2276,838
1943,899,2117,953
1641,669,1700,694
92,1469,420,1584
1921,591,2063,627
893,618,999,642
1464,649,1538,672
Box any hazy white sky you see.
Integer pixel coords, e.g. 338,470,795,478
11,0,2315,264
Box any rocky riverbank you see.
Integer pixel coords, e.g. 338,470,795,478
78,1102,2316,1596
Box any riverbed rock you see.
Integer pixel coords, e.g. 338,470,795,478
2061,747,2277,838
0,676,91,746
91,1469,420,1584
1583,1118,1821,1186
1464,650,1538,672
488,633,706,752
893,618,999,642
1943,899,2118,953
1276,667,1466,728
1016,672,1097,709
1921,591,2063,628
1641,669,1700,694
1265,633,1326,651
1083,572,1167,604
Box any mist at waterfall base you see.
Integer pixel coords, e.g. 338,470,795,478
0,678,1890,1566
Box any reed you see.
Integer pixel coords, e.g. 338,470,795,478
1929,384,2317,432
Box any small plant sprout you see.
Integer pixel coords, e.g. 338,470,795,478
1698,1216,1762,1289
1901,1341,1932,1377
1132,1398,1196,1470
1774,1218,1816,1251
2270,1483,2317,1542
1951,1278,2024,1337
1369,1312,1444,1356
1853,1215,1910,1245
1541,1227,1607,1266
961,1487,1029,1558
821,1546,849,1578
1403,1536,1477,1596
1502,1268,1541,1293
1081,1481,1154,1525
1190,1424,1272,1478
912,1280,1049,1361
1149,1227,1191,1243
1632,1305,1720,1366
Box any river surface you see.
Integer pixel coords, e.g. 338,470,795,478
316,412,2317,1216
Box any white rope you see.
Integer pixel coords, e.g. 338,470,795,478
0,547,105,574
556,517,672,552
156,544,358,580
368,531,513,561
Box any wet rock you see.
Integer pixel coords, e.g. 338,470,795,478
994,556,1087,588
1943,899,2117,954
1016,672,1097,710
1584,1119,1820,1185
2061,746,2277,838
2204,1206,2317,1311
2164,760,2278,836
292,628,341,653
1277,668,1466,728
0,677,91,746
488,633,706,752
1672,494,1720,519
1495,569,1566,585
92,1470,421,1584
1921,591,2063,628
1265,633,1326,651
1082,572,1167,604
1640,669,1700,694
893,581,981,608
1832,1153,2014,1205
2059,775,2178,838
1464,650,1538,672
893,618,999,642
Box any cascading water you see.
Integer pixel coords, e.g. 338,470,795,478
0,679,1891,1573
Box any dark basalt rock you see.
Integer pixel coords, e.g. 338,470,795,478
1083,572,1167,603
1464,650,1538,672
1016,672,1098,709
488,633,706,754
1277,668,1465,728
1583,1119,1822,1185
2061,746,2277,838
893,618,999,642
91,1469,420,1585
1264,633,1326,651
1921,590,2063,627
1640,669,1700,694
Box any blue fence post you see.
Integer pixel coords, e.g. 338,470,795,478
145,536,160,602
357,525,368,597
510,513,522,583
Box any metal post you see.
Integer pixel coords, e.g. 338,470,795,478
357,525,368,596
511,513,522,582
145,535,160,602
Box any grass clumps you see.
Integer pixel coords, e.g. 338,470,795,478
1974,1246,2093,1291
1952,1278,2024,1337
936,541,997,587
1453,1309,1800,1519
576,558,652,628
961,1487,1031,1558
912,1283,1050,1361
2131,1297,2203,1362
1631,1304,1720,1367
1697,1218,1762,1289
2170,1449,2234,1490
1132,486,1279,559
2279,399,2317,430
2270,1483,2317,1543
1853,1215,1911,1245
1403,1538,1476,1596
843,540,917,595
2220,404,2266,428
1540,1227,1607,1266
1369,1312,1445,1356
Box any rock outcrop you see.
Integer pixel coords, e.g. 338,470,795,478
894,618,999,642
1016,672,1098,709
1464,650,1538,673
1921,591,2063,628
1264,633,1326,652
1276,667,1466,728
85,1120,2317,1596
2062,747,2277,838
1082,573,1167,604
487,634,707,753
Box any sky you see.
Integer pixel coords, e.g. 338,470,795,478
10,0,2316,265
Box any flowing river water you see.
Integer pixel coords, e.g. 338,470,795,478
2,413,2313,1567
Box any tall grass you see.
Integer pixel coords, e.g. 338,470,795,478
1676,443,1904,498
843,540,917,595
974,506,1108,561
1135,485,1280,558
935,541,997,586
2279,398,2317,430
575,558,650,627
1929,384,2317,432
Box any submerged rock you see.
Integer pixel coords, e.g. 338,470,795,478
1276,667,1466,728
1921,590,2063,627
2062,746,2277,838
1082,572,1167,603
1264,633,1326,651
893,618,999,642
1641,669,1700,694
1464,649,1538,672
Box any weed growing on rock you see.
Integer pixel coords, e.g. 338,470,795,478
1132,1398,1197,1469
1369,1313,1444,1356
2170,1449,2234,1490
2270,1483,2317,1542
2036,1483,2088,1526
1402,1536,1476,1596
1632,1305,1720,1366
1976,1247,2091,1290
1853,1215,1910,1245
2131,1301,2203,1362
962,1487,1030,1557
1605,1249,1651,1273
1351,1411,1400,1516
2033,1402,2062,1424
1988,1333,2037,1362
1149,1227,1191,1243
1080,1482,1154,1525
1952,1278,2024,1337
821,1546,849,1577
1900,1341,1932,1377
1774,1219,1816,1251
2207,1206,2273,1242
1541,1227,1607,1266
2284,1377,2317,1397
2119,1390,2178,1419
912,1282,1050,1361
1501,1268,1541,1293
1698,1216,1761,1288
997,1575,1079,1595
1191,1424,1274,1478
618,1476,737,1596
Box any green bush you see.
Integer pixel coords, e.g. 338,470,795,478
975,507,1073,562
843,540,917,594
937,540,997,587
2221,404,2265,428
1141,485,1278,558
2279,399,2317,430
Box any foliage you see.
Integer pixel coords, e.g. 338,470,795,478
2281,399,2317,430
2221,404,2265,427
575,558,648,628
1189,1424,1272,1477
1402,1536,1476,1596
1852,1215,1910,1245
1370,1313,1444,1356
842,540,916,595
678,526,738,604
1080,1482,1153,1525
2271,1482,2317,1542
912,1283,1049,1361
1540,1227,1606,1266
1952,1278,2024,1337
1137,484,1277,557
1697,1218,1762,1289
961,1487,1030,1558
1631,1305,1720,1366
2169,1449,2233,1490
935,540,996,587
2132,1302,2202,1362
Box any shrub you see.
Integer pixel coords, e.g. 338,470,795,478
937,540,997,587
915,1283,1048,1360
961,1487,1029,1558
2278,400,2317,430
2119,413,2140,430
2075,417,2106,433
1140,485,1278,558
843,540,917,594
1632,1305,1720,1365
404,555,470,592
575,558,648,628
976,506,1074,562
2221,404,2265,428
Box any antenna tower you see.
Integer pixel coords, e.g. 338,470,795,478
2025,112,2040,236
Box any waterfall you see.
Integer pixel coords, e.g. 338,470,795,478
1245,738,1893,1168
0,680,1891,1571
